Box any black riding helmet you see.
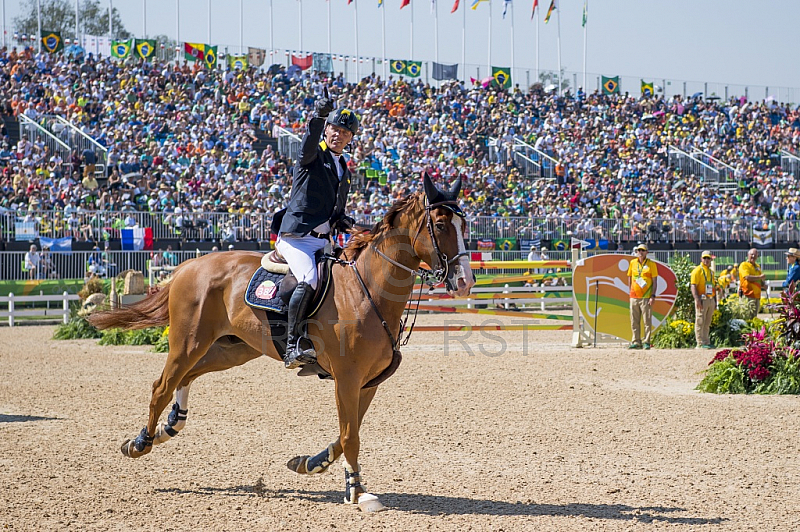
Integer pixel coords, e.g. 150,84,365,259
326,108,359,135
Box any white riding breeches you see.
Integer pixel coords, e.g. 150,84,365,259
276,234,328,289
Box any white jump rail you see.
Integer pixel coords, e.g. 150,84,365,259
0,292,80,326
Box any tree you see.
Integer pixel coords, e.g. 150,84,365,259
14,0,130,41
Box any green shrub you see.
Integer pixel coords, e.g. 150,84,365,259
53,311,101,340
697,355,748,394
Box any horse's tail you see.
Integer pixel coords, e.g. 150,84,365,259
88,282,171,331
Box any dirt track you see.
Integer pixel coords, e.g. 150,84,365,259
1,320,799,531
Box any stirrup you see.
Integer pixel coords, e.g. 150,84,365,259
284,339,317,369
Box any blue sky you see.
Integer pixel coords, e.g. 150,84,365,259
5,0,799,91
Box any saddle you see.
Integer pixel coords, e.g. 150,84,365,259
244,248,333,315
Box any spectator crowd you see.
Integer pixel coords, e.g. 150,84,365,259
0,46,799,244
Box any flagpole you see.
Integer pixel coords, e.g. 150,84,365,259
434,0,438,67
75,0,79,43
354,0,359,81
556,2,561,94
176,0,179,54
536,1,539,81
298,0,303,53
461,0,465,84
109,0,112,37
410,0,414,64
143,0,146,38
207,0,210,42
582,0,587,91
510,1,514,90
239,0,243,53
381,2,386,80
487,0,492,78
36,0,41,52
269,0,274,61
327,0,331,59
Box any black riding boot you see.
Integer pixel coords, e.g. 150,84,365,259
284,282,317,369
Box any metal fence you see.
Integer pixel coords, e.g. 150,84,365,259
40,115,108,177
781,150,800,179
275,126,302,162
18,114,73,175
3,210,800,247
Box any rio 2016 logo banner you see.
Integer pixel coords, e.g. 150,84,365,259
572,254,677,341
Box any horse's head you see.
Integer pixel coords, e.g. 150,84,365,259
417,173,475,297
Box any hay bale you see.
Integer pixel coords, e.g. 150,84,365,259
123,271,146,295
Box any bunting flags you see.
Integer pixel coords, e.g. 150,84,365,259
471,0,488,9
313,52,333,73
134,39,156,59
111,39,132,58
248,47,266,67
503,0,511,18
184,42,205,62
40,31,63,54
544,0,556,23
390,59,407,75
400,0,410,8
406,61,422,77
582,0,587,27
227,54,248,70
492,66,512,89
204,46,218,69
602,76,620,95
451,0,459,12
641,80,654,97
530,0,537,20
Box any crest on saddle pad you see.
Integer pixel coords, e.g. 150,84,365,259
244,259,333,315
572,254,677,341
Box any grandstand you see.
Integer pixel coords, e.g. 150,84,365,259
1,47,799,280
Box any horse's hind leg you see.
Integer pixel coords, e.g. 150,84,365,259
122,323,219,458
151,339,261,448
287,386,377,475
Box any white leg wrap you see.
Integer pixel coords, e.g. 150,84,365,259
343,461,363,505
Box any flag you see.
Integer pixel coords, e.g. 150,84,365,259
451,0,459,12
530,0,537,20
111,39,132,58
204,45,218,68
313,52,333,73
582,0,587,27
582,238,609,250
477,239,496,250
184,42,205,62
544,0,556,23
406,61,422,77
602,76,619,95
641,80,654,97
495,238,518,251
503,0,511,18
134,39,156,59
471,0,487,9
291,52,313,70
378,0,383,5
492,66,511,89
400,0,410,8
752,229,773,248
39,236,72,255
570,237,591,249
121,227,154,251
41,31,63,54
390,59,407,75
227,54,248,70
14,221,38,240
248,46,266,67
432,62,458,80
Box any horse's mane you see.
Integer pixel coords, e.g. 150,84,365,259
342,192,422,260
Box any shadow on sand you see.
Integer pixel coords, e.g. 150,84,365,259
154,485,725,525
0,414,60,423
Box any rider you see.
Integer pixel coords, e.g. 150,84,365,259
276,89,359,369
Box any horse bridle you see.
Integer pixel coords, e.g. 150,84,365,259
415,199,469,291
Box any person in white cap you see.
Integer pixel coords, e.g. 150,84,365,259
627,243,658,350
691,251,717,349
783,248,800,292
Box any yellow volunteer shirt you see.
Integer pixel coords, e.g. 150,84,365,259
738,261,762,299
627,257,658,299
690,264,716,298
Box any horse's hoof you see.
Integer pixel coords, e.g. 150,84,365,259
357,493,386,513
120,439,133,458
286,456,309,474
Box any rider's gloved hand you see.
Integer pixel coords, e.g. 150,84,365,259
333,215,355,233
314,87,335,118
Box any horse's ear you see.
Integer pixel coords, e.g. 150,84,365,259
423,172,439,202
448,176,462,199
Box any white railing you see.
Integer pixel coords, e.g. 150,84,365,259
275,126,301,161
690,147,737,187
0,291,80,326
43,115,108,176
668,146,722,185
781,149,800,179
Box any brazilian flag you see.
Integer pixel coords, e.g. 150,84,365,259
111,39,132,59
495,238,518,251
390,59,406,75
40,31,63,54
134,39,156,59
492,66,511,89
227,54,248,70
602,75,620,95
641,79,654,97
406,61,422,77
552,239,568,251
204,46,218,69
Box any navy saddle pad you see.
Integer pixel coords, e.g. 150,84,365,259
244,267,288,313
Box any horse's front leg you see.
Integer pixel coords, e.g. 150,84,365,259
334,380,385,512
287,387,377,475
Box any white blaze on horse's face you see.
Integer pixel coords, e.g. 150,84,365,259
450,216,474,297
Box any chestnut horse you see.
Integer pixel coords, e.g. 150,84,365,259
89,175,474,510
